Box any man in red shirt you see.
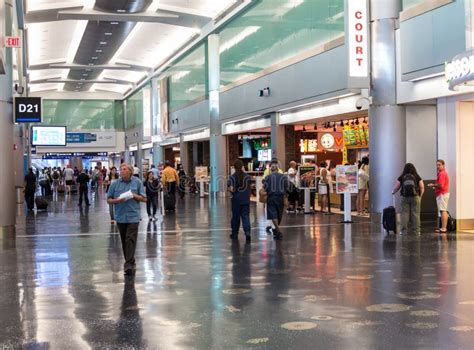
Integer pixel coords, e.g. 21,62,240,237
428,159,450,233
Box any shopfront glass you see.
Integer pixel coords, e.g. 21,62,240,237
219,0,344,87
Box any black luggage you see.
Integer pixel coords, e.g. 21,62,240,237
164,192,175,211
35,196,48,210
383,196,396,234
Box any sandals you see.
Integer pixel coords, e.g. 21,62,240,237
435,229,447,233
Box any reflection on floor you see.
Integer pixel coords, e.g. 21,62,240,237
1,191,474,349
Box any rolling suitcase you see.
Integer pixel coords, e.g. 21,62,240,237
382,196,396,234
164,191,175,211
35,196,48,211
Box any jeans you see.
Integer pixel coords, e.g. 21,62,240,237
117,222,139,270
231,201,251,236
401,196,421,234
146,195,158,216
78,185,90,206
109,204,115,220
25,190,35,210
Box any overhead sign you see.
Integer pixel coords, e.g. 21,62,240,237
445,50,474,91
3,36,21,48
14,97,42,123
66,132,97,143
346,0,369,87
42,152,107,160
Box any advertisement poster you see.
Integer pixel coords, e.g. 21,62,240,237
318,132,344,151
336,165,358,194
298,165,317,189
195,166,208,179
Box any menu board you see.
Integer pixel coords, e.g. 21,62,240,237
343,125,369,147
336,165,358,194
298,165,317,189
195,166,208,179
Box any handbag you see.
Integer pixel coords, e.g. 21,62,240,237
447,212,456,232
258,188,267,203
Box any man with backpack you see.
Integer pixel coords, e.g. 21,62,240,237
392,163,424,235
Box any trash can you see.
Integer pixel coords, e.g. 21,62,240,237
15,186,24,204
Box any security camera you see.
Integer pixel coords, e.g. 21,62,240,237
14,84,24,95
355,96,371,111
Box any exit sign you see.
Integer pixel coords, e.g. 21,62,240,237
3,36,21,48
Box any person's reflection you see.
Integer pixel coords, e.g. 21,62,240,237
230,240,252,308
265,240,289,302
382,234,397,260
146,221,158,259
108,227,122,283
117,276,145,348
79,205,90,233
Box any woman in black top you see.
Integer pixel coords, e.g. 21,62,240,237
392,163,424,235
144,171,160,221
177,164,186,199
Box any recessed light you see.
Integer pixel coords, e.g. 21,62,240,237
85,69,92,71
117,9,126,13
110,22,119,25
100,41,107,45
82,73,88,76
91,57,98,60
88,63,94,66
80,78,85,81
104,32,113,36
95,49,102,53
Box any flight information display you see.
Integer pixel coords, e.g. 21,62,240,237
31,126,67,146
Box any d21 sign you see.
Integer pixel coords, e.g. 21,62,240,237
14,97,42,123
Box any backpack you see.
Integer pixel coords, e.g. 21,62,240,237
401,173,418,197
52,171,59,180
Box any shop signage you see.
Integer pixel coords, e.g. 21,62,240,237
347,0,369,79
298,166,317,189
253,138,271,150
318,132,344,151
66,132,97,143
445,50,474,91
14,97,42,123
3,36,21,48
336,165,358,194
300,138,318,153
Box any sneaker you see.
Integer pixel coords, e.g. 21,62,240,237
152,216,157,221
265,226,273,234
229,233,238,240
273,231,283,240
286,209,295,214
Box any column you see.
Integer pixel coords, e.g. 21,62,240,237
152,144,164,165
0,2,16,234
179,135,189,173
208,34,227,195
368,0,406,217
270,112,285,168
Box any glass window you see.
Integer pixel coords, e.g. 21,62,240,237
219,0,345,87
167,43,207,112
42,100,123,130
126,89,143,129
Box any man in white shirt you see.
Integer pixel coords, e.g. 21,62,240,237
64,164,75,195
133,164,140,178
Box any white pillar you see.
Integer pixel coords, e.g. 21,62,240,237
270,112,285,168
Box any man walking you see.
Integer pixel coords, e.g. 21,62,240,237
107,163,147,275
264,159,290,240
76,168,91,206
24,168,37,211
428,159,450,233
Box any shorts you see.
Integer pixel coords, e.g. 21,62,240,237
66,180,73,186
266,195,284,221
318,183,328,195
436,193,450,214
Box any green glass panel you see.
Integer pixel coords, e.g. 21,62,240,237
219,0,345,87
403,0,426,10
126,89,143,129
42,100,123,130
167,43,207,112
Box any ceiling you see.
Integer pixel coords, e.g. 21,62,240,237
25,0,240,98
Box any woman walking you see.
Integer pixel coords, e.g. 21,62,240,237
227,159,252,242
357,156,370,216
105,167,119,223
144,171,160,221
392,163,424,235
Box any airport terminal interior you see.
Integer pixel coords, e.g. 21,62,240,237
0,0,474,349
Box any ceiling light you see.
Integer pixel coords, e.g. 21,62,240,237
333,125,337,132
80,78,85,81
82,73,88,76
117,9,126,13
302,125,306,131
85,69,92,71
339,121,344,127
314,124,317,130
96,49,102,53
355,119,360,125
110,22,119,25
91,57,98,60
100,41,107,45
104,32,113,36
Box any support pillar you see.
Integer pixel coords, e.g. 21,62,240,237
369,0,406,217
270,113,286,168
152,144,164,165
0,2,16,234
179,135,189,173
208,34,227,195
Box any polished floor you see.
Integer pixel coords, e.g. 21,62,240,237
2,190,474,349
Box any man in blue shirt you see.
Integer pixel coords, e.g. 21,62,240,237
264,159,289,240
107,163,147,275
227,159,252,242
